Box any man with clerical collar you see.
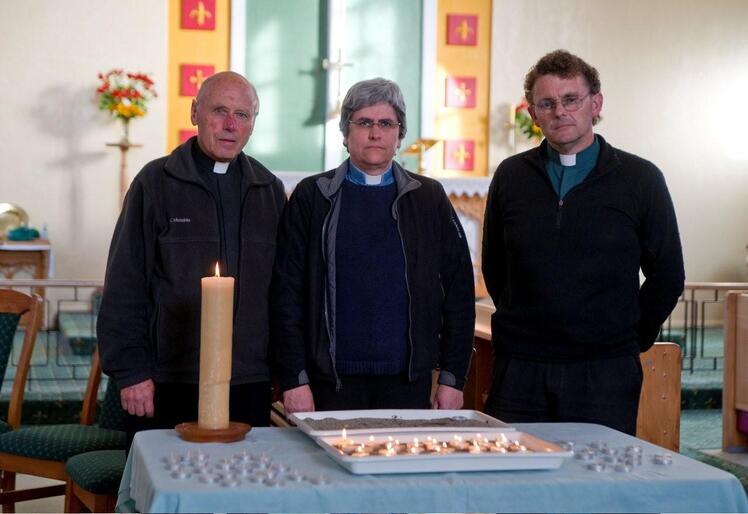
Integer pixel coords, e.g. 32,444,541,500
482,50,685,434
98,71,286,446
272,78,475,414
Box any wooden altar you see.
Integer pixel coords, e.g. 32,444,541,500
0,239,52,315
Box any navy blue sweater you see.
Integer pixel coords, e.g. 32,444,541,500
334,180,408,374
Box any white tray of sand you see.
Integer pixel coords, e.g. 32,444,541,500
289,409,513,437
317,429,573,474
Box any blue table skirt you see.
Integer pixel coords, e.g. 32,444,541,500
117,422,748,513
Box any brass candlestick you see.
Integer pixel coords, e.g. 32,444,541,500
106,139,142,206
401,138,439,175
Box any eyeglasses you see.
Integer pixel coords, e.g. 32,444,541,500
349,118,401,130
533,93,591,113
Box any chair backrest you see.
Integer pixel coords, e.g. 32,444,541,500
636,342,681,451
723,291,748,452
79,348,126,431
0,289,43,429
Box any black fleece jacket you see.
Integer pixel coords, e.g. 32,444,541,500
97,138,286,388
271,160,475,391
482,136,684,361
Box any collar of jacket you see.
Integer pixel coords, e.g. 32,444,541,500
523,134,622,182
315,158,421,200
163,136,277,189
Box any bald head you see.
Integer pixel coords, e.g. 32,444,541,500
195,71,259,115
190,71,260,162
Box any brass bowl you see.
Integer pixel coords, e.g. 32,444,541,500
0,203,29,240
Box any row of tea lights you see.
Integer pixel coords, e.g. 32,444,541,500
560,440,673,473
331,430,532,458
162,449,331,488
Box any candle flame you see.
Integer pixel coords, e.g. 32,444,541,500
214,262,221,277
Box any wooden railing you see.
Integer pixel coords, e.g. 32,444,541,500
0,279,103,391
662,282,748,372
0,279,103,330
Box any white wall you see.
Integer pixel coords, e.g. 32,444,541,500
0,0,168,280
489,0,748,282
3,0,747,283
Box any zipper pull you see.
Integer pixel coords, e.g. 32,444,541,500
558,199,564,208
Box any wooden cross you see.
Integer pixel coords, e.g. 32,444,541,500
453,144,472,165
455,20,474,41
190,69,208,90
322,49,352,118
455,82,472,102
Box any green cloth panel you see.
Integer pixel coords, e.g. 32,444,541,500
0,425,125,461
0,313,21,431
58,312,97,355
65,449,126,494
0,312,21,388
97,377,126,431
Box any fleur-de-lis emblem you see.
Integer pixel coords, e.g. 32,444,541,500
190,1,213,26
455,19,474,41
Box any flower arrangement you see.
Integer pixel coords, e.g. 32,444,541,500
514,100,543,141
96,69,157,122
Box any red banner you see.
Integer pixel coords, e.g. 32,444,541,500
179,129,198,143
446,14,478,46
181,0,216,30
180,64,215,97
445,76,477,108
443,140,475,171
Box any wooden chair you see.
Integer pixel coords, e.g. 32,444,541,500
636,342,682,451
722,291,748,452
463,302,493,411
0,289,42,435
0,349,126,512
468,306,683,450
64,448,124,513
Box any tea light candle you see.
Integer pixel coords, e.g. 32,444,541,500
489,443,507,453
351,444,371,457
448,435,468,450
198,263,234,429
439,442,456,454
307,474,331,485
654,453,673,465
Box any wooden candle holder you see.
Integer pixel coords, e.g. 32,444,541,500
175,422,251,443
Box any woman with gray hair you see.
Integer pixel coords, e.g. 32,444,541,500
272,78,475,414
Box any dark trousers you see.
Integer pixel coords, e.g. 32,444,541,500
125,381,271,450
311,374,432,411
483,354,643,435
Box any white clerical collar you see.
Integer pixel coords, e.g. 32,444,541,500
213,161,229,174
559,153,577,166
347,162,395,186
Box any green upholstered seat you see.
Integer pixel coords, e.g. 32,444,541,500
0,420,11,434
0,374,126,461
65,449,126,494
0,425,126,461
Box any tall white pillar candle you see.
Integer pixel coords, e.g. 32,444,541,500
198,263,233,429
